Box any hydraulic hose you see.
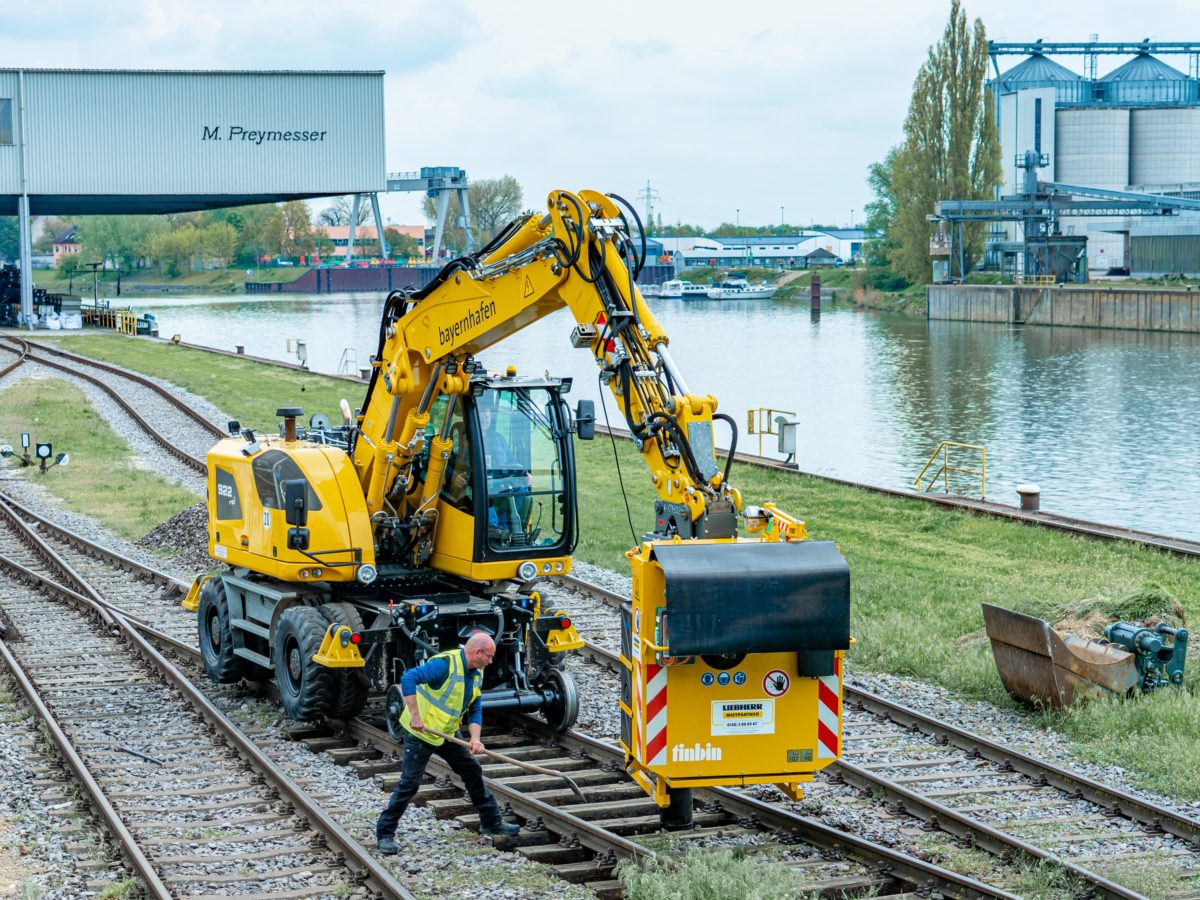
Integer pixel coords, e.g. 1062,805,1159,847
712,412,738,488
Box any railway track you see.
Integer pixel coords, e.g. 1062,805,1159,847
0,493,413,899
0,490,1017,898
2,339,1197,896
551,572,1200,900
0,334,225,474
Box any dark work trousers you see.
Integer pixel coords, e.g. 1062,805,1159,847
376,730,503,838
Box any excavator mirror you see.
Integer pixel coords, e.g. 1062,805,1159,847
282,478,309,527
575,400,596,441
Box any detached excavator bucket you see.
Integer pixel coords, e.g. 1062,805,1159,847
982,603,1139,709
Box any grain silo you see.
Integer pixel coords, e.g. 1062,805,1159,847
990,41,1200,274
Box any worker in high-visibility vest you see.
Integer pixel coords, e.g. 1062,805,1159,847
375,632,519,854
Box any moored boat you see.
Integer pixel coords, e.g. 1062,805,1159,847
706,274,777,300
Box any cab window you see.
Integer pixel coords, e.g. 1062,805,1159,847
251,450,323,511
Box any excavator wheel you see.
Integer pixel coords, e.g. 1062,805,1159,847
541,668,579,732
273,606,334,721
197,578,253,684
384,684,406,741
319,602,370,720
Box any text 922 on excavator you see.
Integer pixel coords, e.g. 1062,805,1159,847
184,189,851,826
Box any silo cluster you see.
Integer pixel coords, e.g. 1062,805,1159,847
993,47,1200,275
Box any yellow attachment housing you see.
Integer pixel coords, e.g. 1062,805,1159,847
545,611,585,653
312,623,366,668
181,574,207,613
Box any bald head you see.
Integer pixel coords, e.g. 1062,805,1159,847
464,632,496,670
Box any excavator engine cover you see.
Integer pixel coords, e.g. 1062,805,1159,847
650,540,850,657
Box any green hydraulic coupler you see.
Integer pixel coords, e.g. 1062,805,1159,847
1103,621,1188,692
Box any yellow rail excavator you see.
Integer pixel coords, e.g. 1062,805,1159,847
187,190,851,826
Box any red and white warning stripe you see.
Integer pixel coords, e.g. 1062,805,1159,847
644,662,668,766
816,656,841,759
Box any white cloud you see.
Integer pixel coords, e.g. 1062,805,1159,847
2,0,1197,228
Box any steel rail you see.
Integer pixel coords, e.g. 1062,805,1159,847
0,336,208,473
553,572,1196,898
0,335,29,379
0,488,188,594
0,498,415,900
4,337,226,437
0,495,1031,897
513,716,1018,900
0,639,175,898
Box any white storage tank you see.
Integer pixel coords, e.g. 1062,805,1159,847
1130,108,1200,186
1055,108,1130,188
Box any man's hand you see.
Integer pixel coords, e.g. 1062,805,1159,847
408,713,426,732
469,737,486,755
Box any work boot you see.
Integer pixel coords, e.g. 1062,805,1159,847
377,836,399,855
480,820,520,836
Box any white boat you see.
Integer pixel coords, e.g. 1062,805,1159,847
707,274,777,300
682,283,712,300
659,279,684,299
640,283,662,298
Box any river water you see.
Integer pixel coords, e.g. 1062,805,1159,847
138,292,1200,541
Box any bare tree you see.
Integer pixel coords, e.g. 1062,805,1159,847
316,196,372,227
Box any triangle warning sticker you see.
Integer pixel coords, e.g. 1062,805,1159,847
524,275,535,298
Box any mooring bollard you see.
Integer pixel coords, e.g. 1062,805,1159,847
1017,483,1041,512
235,345,245,355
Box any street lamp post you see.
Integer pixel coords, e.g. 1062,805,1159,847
736,208,740,228
850,209,855,228
780,206,784,228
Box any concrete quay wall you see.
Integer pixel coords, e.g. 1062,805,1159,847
927,285,1200,333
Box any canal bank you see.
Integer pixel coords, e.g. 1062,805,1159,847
929,283,1200,331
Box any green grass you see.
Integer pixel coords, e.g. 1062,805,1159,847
616,848,820,900
21,333,1200,799
0,375,198,539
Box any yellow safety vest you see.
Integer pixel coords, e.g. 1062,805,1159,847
402,649,480,746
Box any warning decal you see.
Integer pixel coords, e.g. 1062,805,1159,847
711,699,775,736
763,669,790,697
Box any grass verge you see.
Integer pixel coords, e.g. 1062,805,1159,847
18,333,1200,799
616,848,814,899
0,375,197,540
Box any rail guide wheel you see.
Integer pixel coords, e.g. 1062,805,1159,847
541,668,579,732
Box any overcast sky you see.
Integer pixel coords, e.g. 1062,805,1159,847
2,0,1197,230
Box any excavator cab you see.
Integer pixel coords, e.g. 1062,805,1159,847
419,374,579,581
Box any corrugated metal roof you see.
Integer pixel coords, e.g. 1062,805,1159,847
999,54,1083,84
1101,54,1188,82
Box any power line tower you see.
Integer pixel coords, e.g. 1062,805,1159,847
637,180,660,231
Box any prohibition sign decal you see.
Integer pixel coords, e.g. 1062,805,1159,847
763,669,790,697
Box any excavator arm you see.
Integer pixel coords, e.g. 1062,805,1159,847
352,189,744,538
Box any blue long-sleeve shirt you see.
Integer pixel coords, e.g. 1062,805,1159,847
399,649,483,727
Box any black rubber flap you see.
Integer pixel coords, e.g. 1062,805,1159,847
650,541,850,656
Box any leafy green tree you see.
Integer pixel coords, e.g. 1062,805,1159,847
386,228,420,259
58,253,83,291
0,217,18,262
279,200,315,257
33,216,71,252
863,146,900,268
883,0,1000,282
77,216,158,273
235,204,285,265
200,222,238,267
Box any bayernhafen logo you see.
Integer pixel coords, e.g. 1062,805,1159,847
439,300,497,346
671,742,722,762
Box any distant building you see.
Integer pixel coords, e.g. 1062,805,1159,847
666,230,864,269
52,225,80,266
992,42,1200,274
316,224,424,259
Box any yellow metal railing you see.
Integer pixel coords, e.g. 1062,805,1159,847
746,407,796,457
83,306,137,334
1014,274,1056,286
915,441,987,498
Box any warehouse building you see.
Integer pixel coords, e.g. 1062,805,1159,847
991,41,1200,275
1,68,385,323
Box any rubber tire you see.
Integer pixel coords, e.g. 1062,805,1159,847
273,605,334,721
197,578,253,683
541,668,579,732
385,684,406,741
319,602,370,720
